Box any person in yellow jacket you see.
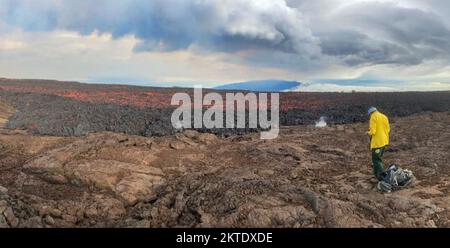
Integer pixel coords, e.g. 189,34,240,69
367,107,390,181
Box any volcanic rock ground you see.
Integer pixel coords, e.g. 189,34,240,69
0,98,449,227
1,79,449,138
0,79,449,228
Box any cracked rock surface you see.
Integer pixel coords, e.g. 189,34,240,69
0,101,449,227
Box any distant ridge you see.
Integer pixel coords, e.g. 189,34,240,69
214,80,301,92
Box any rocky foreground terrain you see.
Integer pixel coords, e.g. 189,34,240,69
1,98,449,227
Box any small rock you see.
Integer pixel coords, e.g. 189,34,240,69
388,197,412,212
183,130,198,139
0,200,7,214
0,215,9,228
424,220,437,228
369,223,385,228
170,142,185,150
0,186,8,194
49,208,63,218
3,207,19,228
289,171,298,179
44,215,55,226
417,205,438,216
89,220,97,226
260,169,275,177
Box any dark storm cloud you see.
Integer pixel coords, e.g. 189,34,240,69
2,0,450,69
333,2,450,65
0,0,319,56
319,29,422,66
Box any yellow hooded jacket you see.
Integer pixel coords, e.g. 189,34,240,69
368,111,390,149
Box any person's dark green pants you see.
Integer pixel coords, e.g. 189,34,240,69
372,147,386,181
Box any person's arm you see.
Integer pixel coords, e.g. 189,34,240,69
367,115,377,136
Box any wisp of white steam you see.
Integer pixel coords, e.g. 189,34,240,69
315,116,327,128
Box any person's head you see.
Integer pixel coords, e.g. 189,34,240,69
368,107,377,116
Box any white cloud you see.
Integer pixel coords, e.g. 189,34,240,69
0,39,27,50
289,81,450,92
290,83,399,92
0,29,304,86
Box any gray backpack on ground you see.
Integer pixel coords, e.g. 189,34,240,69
377,165,414,193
